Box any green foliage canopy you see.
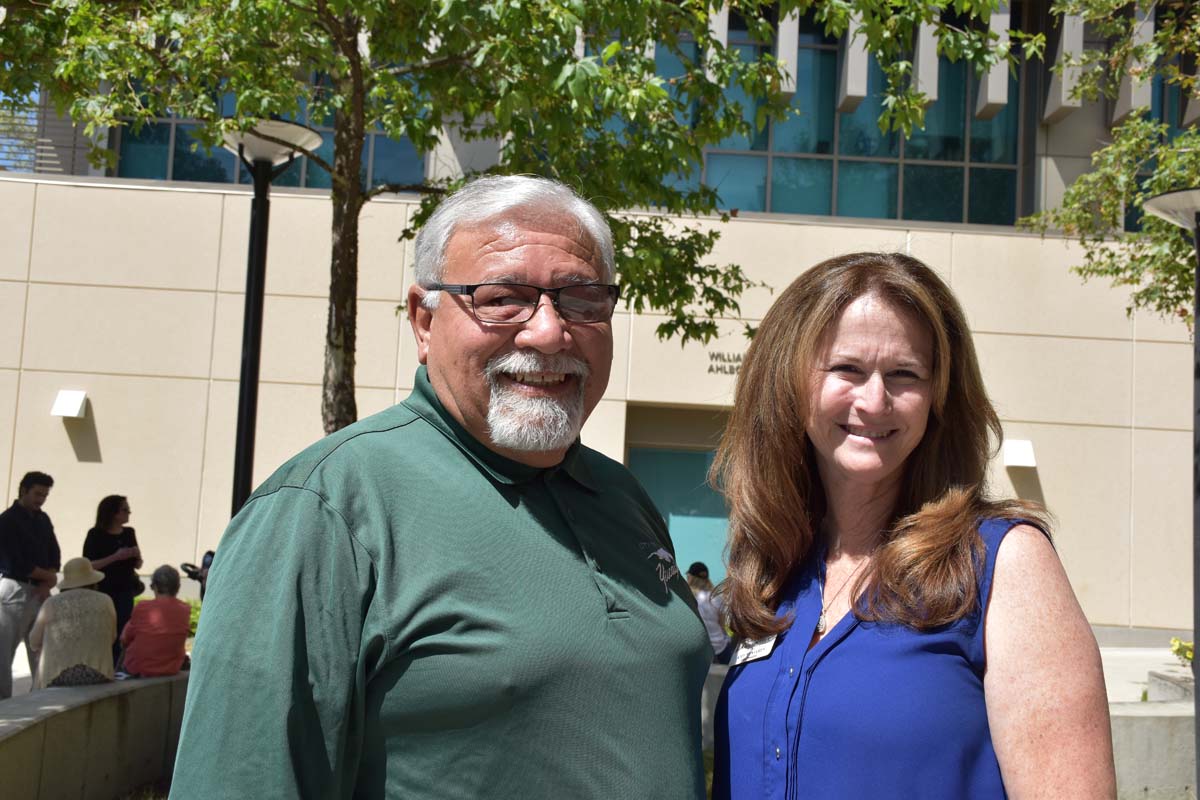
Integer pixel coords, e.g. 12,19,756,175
1023,0,1199,328
0,0,1029,430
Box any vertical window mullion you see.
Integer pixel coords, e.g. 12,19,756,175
165,121,177,181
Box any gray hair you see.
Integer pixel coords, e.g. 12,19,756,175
414,175,615,309
151,564,181,596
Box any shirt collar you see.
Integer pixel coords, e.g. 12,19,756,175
8,501,35,518
403,366,598,491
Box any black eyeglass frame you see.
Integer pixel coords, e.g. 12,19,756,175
422,281,622,324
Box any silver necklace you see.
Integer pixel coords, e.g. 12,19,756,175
816,551,872,634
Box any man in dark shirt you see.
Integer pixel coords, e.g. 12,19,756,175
0,471,61,698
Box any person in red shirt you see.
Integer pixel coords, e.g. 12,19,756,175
120,564,191,677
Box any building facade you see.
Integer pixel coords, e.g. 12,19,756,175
0,2,1191,637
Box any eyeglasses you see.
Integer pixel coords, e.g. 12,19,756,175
424,282,620,324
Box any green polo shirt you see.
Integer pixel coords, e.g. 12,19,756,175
171,367,711,799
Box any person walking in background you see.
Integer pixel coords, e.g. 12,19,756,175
28,557,115,689
121,565,190,678
711,253,1115,798
0,471,61,698
686,562,733,664
84,495,142,665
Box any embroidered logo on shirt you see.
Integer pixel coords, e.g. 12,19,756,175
642,546,680,594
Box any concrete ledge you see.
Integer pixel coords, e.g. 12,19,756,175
1112,701,1196,800
0,673,188,799
1150,669,1196,702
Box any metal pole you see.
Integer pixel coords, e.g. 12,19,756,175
231,159,273,516
1193,213,1199,795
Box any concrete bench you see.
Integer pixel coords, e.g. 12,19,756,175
0,673,188,800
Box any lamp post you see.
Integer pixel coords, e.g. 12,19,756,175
1142,187,1200,789
222,119,323,516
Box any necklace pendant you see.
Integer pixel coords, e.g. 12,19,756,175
816,611,827,634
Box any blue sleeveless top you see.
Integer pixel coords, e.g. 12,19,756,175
713,518,1019,800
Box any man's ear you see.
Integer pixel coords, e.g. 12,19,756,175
407,286,432,365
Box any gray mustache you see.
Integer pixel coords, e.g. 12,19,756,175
485,352,590,381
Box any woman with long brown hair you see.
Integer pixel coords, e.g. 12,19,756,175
711,253,1114,799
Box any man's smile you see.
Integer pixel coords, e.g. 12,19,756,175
504,371,568,386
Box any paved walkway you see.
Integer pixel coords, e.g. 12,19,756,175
1101,646,1183,702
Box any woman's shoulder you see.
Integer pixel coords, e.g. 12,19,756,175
977,516,1049,551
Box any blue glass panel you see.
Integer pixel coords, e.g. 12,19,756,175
666,160,703,194
836,161,897,218
967,167,1017,225
655,41,701,128
239,153,302,187
797,14,838,45
770,158,832,215
172,124,237,184
627,448,729,585
371,135,424,188
303,135,336,189
905,57,966,161
1152,72,1184,142
117,123,170,179
969,69,1019,164
837,57,899,157
775,48,836,154
716,43,769,151
902,164,963,222
705,153,766,211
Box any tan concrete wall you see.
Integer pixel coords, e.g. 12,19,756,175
0,673,188,799
0,173,1190,631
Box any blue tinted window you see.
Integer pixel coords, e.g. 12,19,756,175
796,14,838,45
239,154,302,187
371,135,424,188
775,48,836,154
303,136,336,189
716,43,770,151
655,41,701,128
969,70,1019,164
1152,72,1184,142
628,448,729,585
903,165,963,222
838,57,899,158
906,57,966,161
117,123,170,179
706,153,767,211
836,162,897,218
968,167,1017,225
771,158,832,214
172,125,237,184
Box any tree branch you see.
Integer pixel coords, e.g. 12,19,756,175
383,50,479,76
364,182,445,200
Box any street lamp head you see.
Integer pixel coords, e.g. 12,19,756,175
222,118,323,165
1143,188,1200,232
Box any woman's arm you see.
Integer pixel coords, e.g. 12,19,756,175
984,524,1116,799
128,528,143,571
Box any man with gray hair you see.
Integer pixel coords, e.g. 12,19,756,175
171,175,711,798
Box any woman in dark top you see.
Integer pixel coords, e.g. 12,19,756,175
83,494,142,664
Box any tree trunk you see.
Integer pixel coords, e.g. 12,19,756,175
321,106,365,434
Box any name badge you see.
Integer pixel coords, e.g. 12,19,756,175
731,634,778,666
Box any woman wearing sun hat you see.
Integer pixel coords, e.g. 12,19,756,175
28,556,116,689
